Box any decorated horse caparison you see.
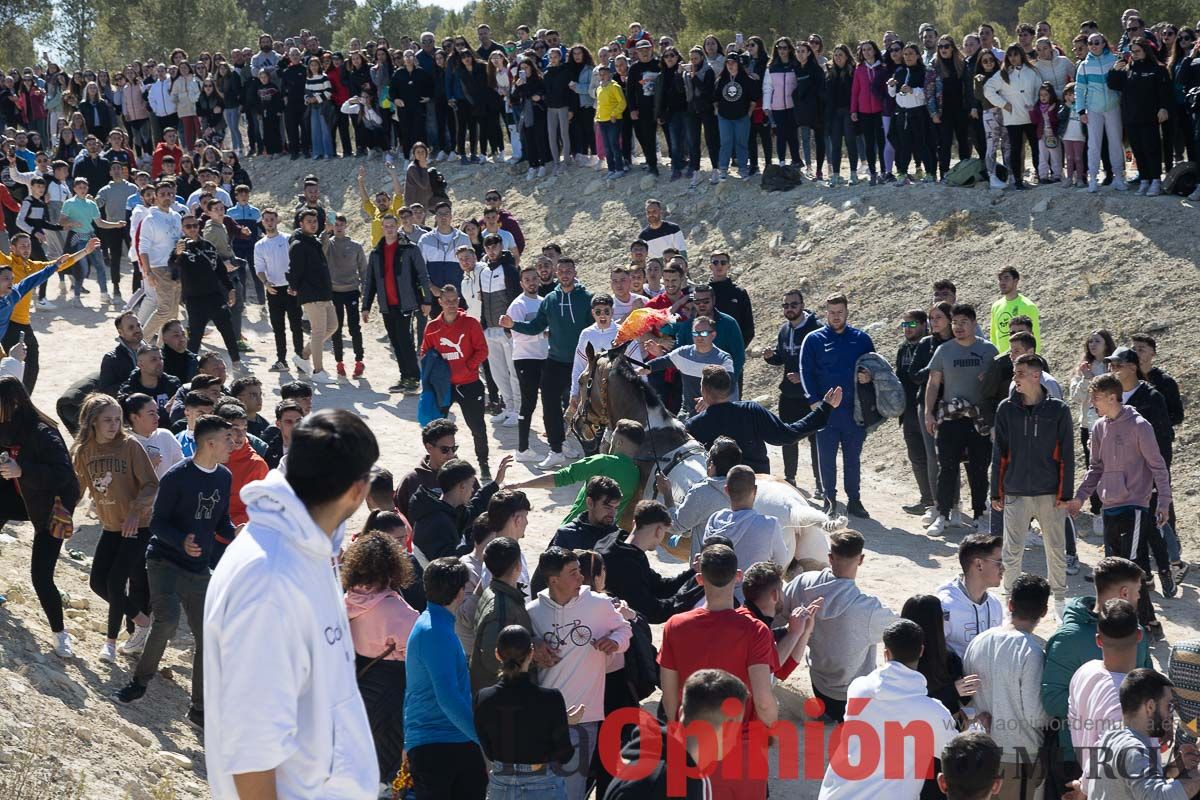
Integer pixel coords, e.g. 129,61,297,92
569,340,844,570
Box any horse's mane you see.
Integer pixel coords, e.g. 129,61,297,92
608,346,662,410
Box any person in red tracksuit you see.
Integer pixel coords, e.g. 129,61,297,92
421,283,491,479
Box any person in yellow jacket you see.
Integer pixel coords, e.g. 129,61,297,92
356,162,405,248
989,265,1041,353
0,232,100,392
595,65,629,178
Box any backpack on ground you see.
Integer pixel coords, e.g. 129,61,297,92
1163,161,1198,197
944,157,987,187
761,163,805,192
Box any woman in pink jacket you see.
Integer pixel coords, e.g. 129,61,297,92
343,530,419,782
851,40,889,185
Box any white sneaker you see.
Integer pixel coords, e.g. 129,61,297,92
502,411,519,427
537,451,568,470
1112,178,1128,192
515,448,540,463
436,151,448,162
292,353,313,375
1092,515,1104,536
974,515,990,533
989,175,1005,189
119,623,152,656
100,292,112,304
1147,179,1162,197
1085,178,1099,193
99,641,118,663
926,515,948,536
37,298,56,309
54,631,75,659
562,439,584,459
526,167,537,181
312,370,337,385
949,506,968,528
920,506,939,526
537,166,546,177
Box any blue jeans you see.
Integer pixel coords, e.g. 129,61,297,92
67,231,107,296
309,109,333,157
717,115,750,172
224,108,243,151
599,121,624,172
815,417,866,504
664,113,690,172
488,768,564,799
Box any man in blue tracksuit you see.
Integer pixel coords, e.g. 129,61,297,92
799,293,875,519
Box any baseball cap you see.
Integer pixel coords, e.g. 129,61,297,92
635,40,652,49
1105,347,1139,365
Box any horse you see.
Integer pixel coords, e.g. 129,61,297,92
569,341,843,573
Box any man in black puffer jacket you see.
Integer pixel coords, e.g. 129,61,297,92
287,210,336,383
763,288,823,489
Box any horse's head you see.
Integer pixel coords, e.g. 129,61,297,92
570,341,618,444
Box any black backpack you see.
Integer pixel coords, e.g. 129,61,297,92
1163,161,1198,197
761,163,805,192
623,613,659,702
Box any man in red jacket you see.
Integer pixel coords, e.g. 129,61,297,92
421,283,491,479
210,403,268,567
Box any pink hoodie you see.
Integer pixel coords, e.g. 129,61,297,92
1074,405,1172,514
850,61,886,115
344,587,419,662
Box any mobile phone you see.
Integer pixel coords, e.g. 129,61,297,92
735,32,744,46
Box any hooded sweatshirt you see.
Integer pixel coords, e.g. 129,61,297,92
1041,596,1153,759
991,386,1074,500
1075,47,1120,113
781,568,900,699
935,577,1002,659
508,281,593,364
817,661,956,800
408,481,498,567
344,586,418,662
1069,659,1129,796
672,476,730,559
419,311,488,386
226,440,269,527
1074,405,1172,514
73,436,159,530
526,587,632,723
203,471,378,799
703,508,790,600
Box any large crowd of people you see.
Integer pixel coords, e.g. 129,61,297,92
0,11,1195,800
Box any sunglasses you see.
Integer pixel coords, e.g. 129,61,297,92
710,258,729,265
938,44,952,49
694,330,714,338
182,223,199,229
436,444,459,455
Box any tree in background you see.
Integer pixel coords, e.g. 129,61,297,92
1,0,52,68
53,0,94,70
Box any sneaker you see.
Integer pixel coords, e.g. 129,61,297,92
709,172,720,185
537,166,546,178
1085,178,1099,193
902,501,928,515
70,297,84,308
114,679,147,703
336,361,347,377
515,448,540,463
37,298,56,309
848,174,859,186
974,515,990,533
1136,180,1150,196
387,382,406,393
292,354,312,375
1188,187,1200,202
1147,179,1162,197
401,377,421,391
846,499,870,519
489,400,506,418
537,451,568,469
1025,530,1044,549
54,631,75,659
1066,554,1081,576
1170,560,1190,586
269,360,287,372
811,489,825,506
237,339,252,352
989,175,1006,189
562,439,584,459
920,506,939,526
869,174,878,186
187,706,204,730
926,515,948,536
526,167,537,181
502,411,519,427
312,370,337,385
353,361,365,378
1159,569,1177,599
119,624,151,656
949,506,968,528
100,292,111,304
1112,178,1128,192
99,641,118,663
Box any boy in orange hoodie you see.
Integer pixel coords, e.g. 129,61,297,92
210,403,268,566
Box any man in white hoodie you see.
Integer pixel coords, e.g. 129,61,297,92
936,533,1005,659
780,529,899,722
526,546,631,800
203,409,380,799
818,618,957,800
703,465,790,601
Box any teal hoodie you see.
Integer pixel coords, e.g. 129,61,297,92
1040,595,1153,758
509,281,593,363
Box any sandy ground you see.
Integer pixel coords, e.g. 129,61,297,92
0,152,1198,798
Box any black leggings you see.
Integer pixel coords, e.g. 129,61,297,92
0,481,66,632
267,288,305,363
689,113,720,170
1080,427,1101,515
455,106,479,157
1006,123,1039,186
773,111,801,163
748,119,773,170
331,290,364,363
541,359,572,452
185,292,240,362
444,380,488,473
99,228,126,291
2,321,38,394
90,527,151,639
859,112,884,174
479,111,505,155
935,111,971,178
515,358,543,452
571,106,596,155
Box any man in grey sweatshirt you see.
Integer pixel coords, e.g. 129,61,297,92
779,528,898,722
658,435,739,560
1092,668,1200,800
702,466,790,602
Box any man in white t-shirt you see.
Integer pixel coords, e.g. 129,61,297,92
609,265,646,321
1068,598,1145,797
203,410,380,798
